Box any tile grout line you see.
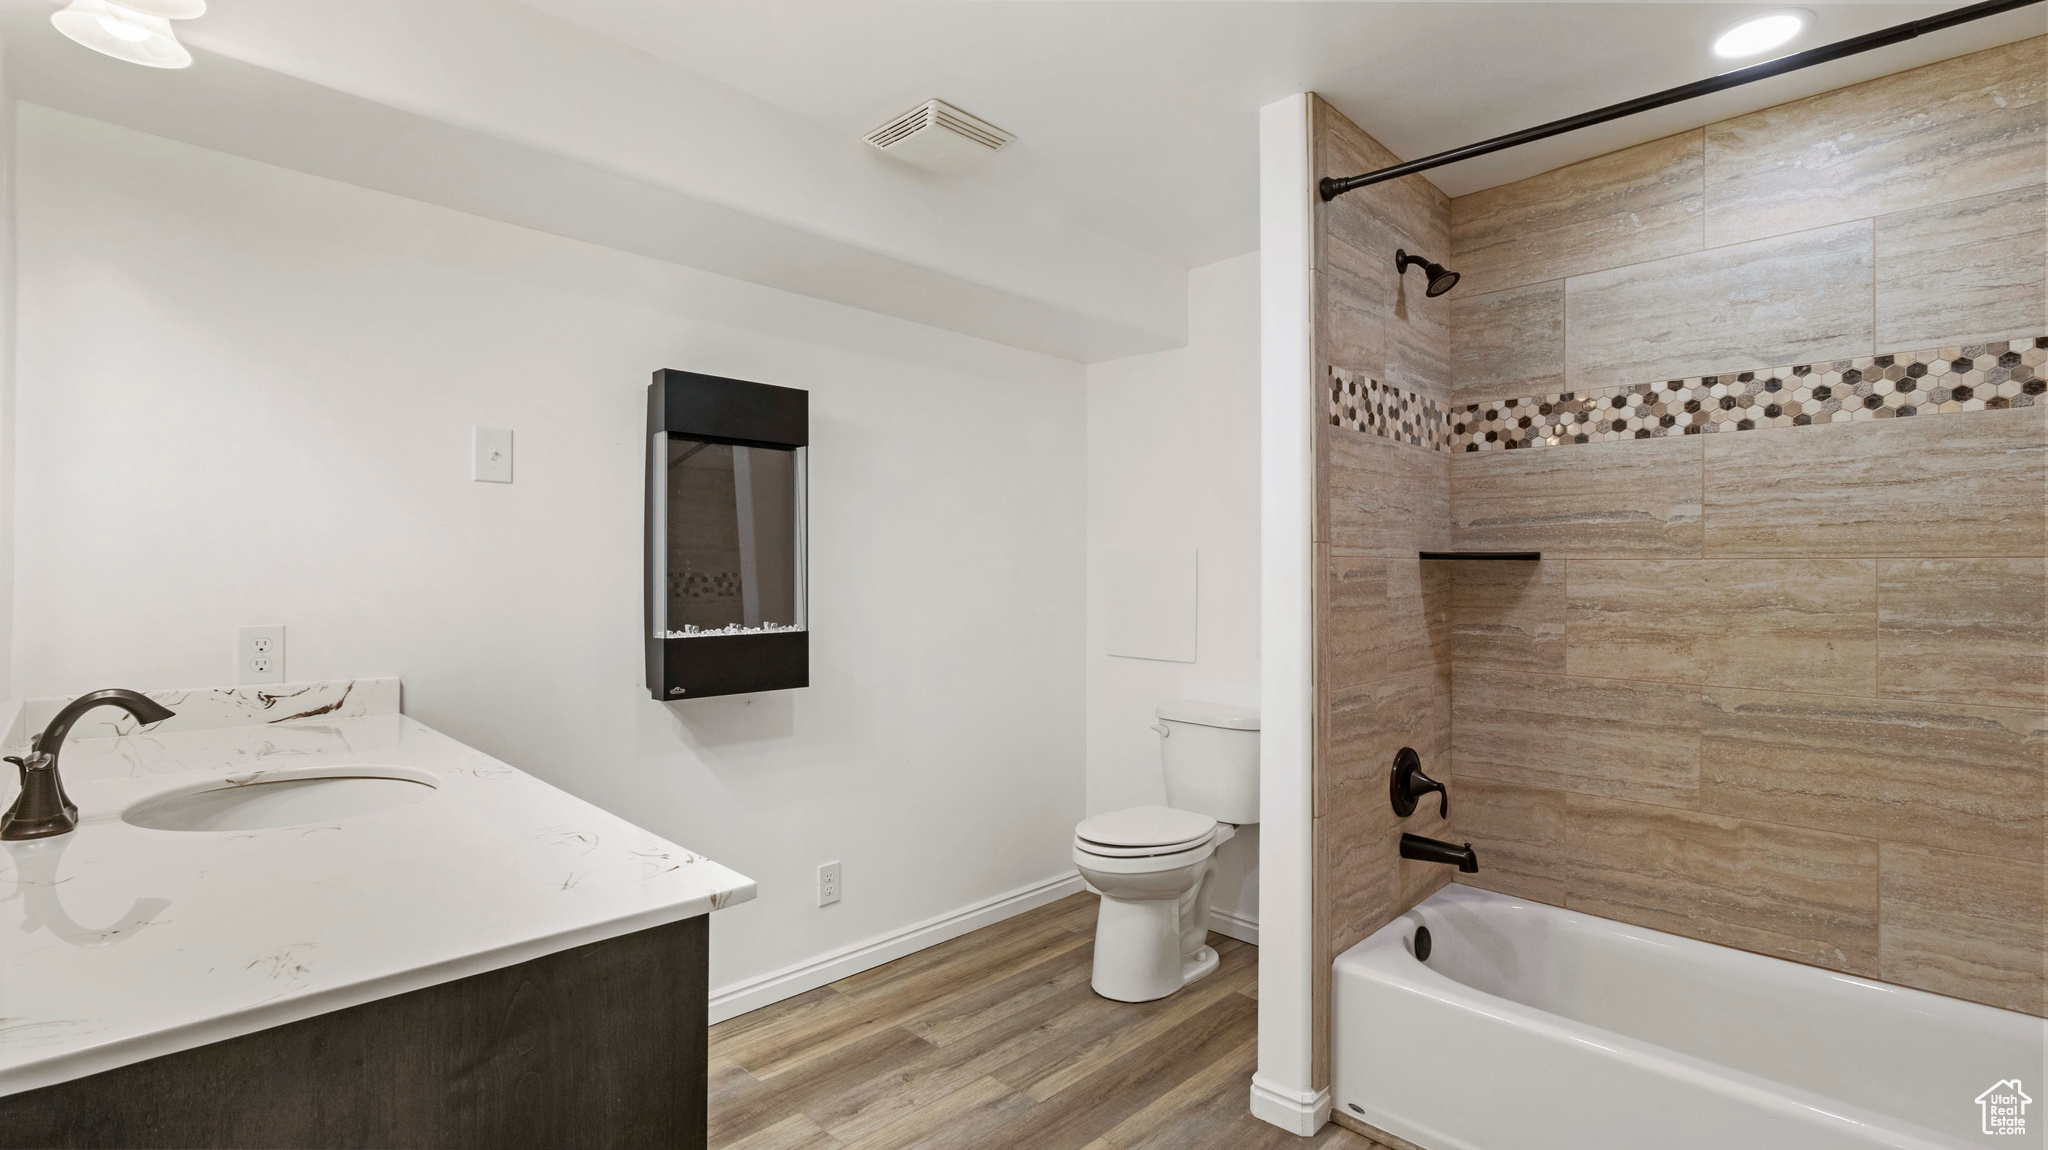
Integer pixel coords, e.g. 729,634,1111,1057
1697,126,1707,263
1870,210,1880,360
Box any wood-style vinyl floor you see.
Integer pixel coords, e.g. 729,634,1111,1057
707,892,1388,1150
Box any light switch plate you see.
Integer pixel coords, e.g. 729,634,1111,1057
472,427,513,483
236,625,285,685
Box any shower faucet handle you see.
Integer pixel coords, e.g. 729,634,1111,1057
1389,747,1448,820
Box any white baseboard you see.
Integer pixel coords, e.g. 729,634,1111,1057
1209,906,1259,945
1250,1074,1332,1135
708,871,1087,1024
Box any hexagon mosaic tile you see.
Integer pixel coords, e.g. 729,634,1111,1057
1446,338,2047,453
1328,365,1450,450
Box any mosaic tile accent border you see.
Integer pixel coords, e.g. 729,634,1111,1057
1328,366,1451,450
1450,338,2046,453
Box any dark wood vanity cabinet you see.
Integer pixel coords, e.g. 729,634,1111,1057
0,915,709,1149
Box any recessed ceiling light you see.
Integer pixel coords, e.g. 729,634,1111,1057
1713,9,1810,59
52,0,204,70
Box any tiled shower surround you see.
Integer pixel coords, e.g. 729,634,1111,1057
1439,34,2046,1020
1311,33,2047,1106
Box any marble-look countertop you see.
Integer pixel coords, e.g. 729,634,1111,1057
0,680,755,1096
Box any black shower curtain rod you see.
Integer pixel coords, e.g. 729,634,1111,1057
1319,0,2046,201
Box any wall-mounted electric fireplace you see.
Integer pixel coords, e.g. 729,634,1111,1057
645,369,809,700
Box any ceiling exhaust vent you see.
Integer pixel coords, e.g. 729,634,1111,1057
863,99,1012,175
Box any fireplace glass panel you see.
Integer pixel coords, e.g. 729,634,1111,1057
657,435,807,638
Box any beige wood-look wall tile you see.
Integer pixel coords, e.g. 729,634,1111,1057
1701,690,2046,861
1449,560,1566,675
1880,842,2045,1016
1316,97,1447,268
1876,184,2048,353
1326,553,1451,693
1318,266,1388,382
1704,37,2048,249
1397,850,1459,923
1450,131,1703,296
1322,195,1422,390
1450,280,1565,404
1324,671,1451,955
1452,669,1700,806
1451,778,1566,904
1324,429,1451,554
1318,126,1452,400
1325,672,1452,830
1565,794,1881,975
1693,559,1876,694
1562,560,1702,684
1388,271,1453,401
1564,220,1874,389
1704,407,2048,557
1879,558,2048,711
1449,435,1704,558
1318,806,1396,969
1566,559,1877,695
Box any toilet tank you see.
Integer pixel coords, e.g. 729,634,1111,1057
1156,701,1259,825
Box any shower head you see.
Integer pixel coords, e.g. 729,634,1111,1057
1395,249,1461,297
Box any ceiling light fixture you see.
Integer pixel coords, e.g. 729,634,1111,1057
1712,9,1811,59
52,0,206,69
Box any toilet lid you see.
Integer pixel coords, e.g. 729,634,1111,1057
1075,805,1216,850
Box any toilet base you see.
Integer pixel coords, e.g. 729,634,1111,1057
1083,870,1227,1002
1087,905,1223,1003
1077,823,1237,1004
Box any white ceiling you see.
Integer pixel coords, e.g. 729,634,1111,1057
526,0,2047,266
4,0,2041,361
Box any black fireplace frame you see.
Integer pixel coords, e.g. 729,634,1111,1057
645,369,809,701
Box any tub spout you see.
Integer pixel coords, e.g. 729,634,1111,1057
1400,833,1478,873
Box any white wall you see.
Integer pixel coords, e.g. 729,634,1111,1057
9,105,1087,997
1084,252,1261,933
0,32,15,703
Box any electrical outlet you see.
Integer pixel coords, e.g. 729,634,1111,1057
236,625,285,685
472,427,513,483
817,861,841,907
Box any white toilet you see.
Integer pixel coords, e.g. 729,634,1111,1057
1074,700,1258,1002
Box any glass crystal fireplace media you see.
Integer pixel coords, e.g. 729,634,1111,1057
654,436,808,640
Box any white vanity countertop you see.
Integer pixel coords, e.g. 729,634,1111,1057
0,679,755,1096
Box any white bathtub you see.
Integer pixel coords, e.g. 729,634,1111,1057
1332,885,2047,1150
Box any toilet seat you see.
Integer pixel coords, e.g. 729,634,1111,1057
1074,836,1213,859
1075,805,1216,856
1073,837,1216,876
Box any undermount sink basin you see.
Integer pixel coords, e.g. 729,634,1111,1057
122,769,437,832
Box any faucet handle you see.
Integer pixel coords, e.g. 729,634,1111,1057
1390,747,1449,819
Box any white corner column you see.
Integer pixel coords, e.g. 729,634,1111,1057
1250,92,1326,1137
